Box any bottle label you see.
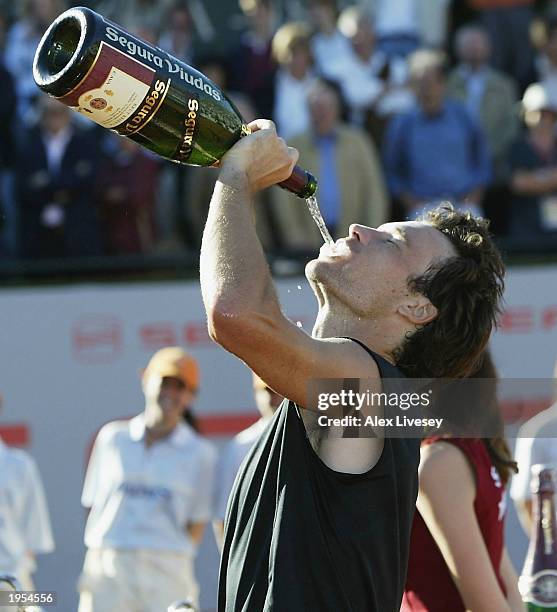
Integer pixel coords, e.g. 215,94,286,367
58,42,170,135
520,570,557,606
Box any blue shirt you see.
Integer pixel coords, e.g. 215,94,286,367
383,100,492,200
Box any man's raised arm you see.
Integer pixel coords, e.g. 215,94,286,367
199,120,381,407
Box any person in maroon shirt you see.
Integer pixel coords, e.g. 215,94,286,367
402,351,524,612
95,136,160,255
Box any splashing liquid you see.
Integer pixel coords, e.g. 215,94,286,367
306,195,334,246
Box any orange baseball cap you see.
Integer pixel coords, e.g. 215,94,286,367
144,347,199,392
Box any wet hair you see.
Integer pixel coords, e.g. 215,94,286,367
394,204,505,380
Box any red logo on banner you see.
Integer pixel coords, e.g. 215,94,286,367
499,307,534,333
0,424,29,447
72,316,122,363
135,315,313,350
542,306,557,330
140,323,178,350
183,322,211,346
498,306,557,333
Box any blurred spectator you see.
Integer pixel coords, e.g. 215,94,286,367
0,11,9,52
0,4,16,32
448,25,518,234
193,54,228,89
154,54,230,253
16,96,102,259
228,0,277,118
468,0,536,92
95,136,160,255
383,50,491,218
130,23,157,46
510,357,557,534
272,77,389,251
158,1,196,65
307,0,352,80
532,15,557,104
508,83,557,246
94,0,174,36
401,351,522,612
0,394,55,591
362,0,420,59
417,0,452,49
4,0,63,120
0,58,17,256
448,25,518,181
272,22,315,139
78,347,217,612
213,373,283,550
336,7,414,131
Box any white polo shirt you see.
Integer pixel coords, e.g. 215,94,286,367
82,415,217,555
510,403,557,503
0,438,55,576
215,417,271,521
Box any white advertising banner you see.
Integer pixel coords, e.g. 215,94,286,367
0,265,555,610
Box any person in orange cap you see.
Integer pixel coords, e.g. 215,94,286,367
77,347,216,612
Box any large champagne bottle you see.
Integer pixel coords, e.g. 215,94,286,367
519,465,557,611
32,7,317,198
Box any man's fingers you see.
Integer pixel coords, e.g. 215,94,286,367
287,147,300,169
247,119,277,134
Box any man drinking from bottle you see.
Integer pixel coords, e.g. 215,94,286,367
200,119,505,612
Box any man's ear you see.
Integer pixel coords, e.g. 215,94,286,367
397,295,438,326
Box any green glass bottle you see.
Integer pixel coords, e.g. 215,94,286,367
32,7,317,198
519,465,557,611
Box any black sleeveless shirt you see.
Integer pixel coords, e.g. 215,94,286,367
218,341,420,611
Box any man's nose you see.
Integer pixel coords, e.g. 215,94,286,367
349,224,388,245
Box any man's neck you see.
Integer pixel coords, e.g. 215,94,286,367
311,295,400,365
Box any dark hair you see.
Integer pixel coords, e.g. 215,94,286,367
182,409,199,432
475,351,518,484
427,350,518,483
394,205,505,379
